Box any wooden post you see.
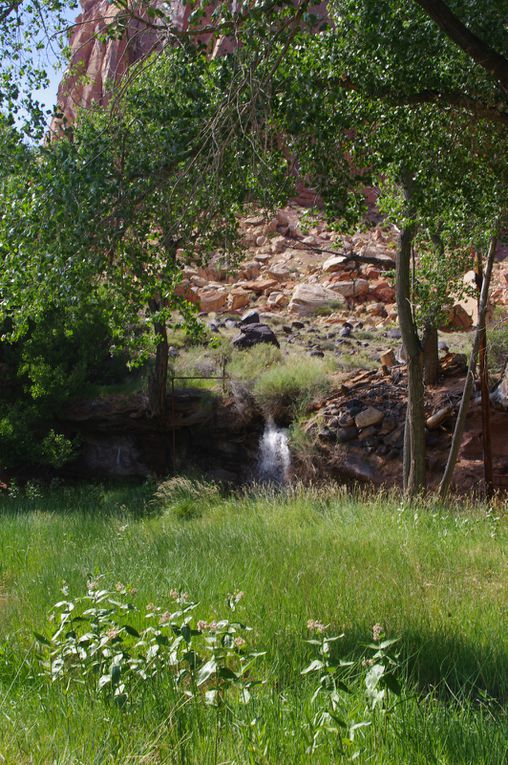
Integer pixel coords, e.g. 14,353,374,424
222,356,227,393
475,253,494,498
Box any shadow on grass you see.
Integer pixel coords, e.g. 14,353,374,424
279,626,508,704
0,482,155,517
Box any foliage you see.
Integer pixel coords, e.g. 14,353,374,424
227,343,283,381
152,476,222,520
0,44,291,415
0,0,76,137
35,577,259,708
0,305,129,470
487,314,508,373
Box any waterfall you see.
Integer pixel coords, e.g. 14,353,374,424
257,417,291,484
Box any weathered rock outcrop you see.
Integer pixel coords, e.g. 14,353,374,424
62,388,264,480
53,0,327,136
53,0,161,129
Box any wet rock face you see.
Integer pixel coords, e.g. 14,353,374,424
61,389,264,481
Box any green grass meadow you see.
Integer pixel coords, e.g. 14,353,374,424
0,483,507,764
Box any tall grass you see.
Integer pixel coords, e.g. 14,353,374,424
0,483,506,763
252,356,335,417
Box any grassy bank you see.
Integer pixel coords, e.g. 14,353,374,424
0,483,507,763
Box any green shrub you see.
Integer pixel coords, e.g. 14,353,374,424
171,342,231,390
0,307,129,470
228,343,283,381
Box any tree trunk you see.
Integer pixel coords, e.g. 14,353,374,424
414,0,508,91
403,406,411,491
148,307,169,419
475,253,494,498
438,233,497,497
422,323,439,385
147,240,177,420
396,194,426,495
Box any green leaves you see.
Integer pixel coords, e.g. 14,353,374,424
34,577,260,709
196,658,217,686
301,659,325,674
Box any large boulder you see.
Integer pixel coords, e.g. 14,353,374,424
240,309,260,325
232,323,280,350
266,264,292,281
330,279,369,298
229,288,251,311
237,261,260,280
288,283,345,315
198,288,228,313
440,304,473,332
369,280,396,303
322,255,348,273
239,278,279,294
267,291,289,308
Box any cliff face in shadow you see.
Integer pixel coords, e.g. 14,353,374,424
61,388,264,482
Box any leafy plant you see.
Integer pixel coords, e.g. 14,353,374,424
302,621,367,756
34,578,261,709
302,621,402,756
363,624,401,711
253,355,335,419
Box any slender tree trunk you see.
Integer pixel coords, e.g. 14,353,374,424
403,406,411,491
479,311,494,497
396,184,426,495
147,239,177,420
475,252,494,497
439,233,497,497
148,302,169,419
422,322,439,386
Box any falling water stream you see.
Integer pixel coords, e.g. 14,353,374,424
257,417,291,484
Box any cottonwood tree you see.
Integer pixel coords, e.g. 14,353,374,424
0,0,79,137
3,0,507,490
0,45,288,417
263,0,508,494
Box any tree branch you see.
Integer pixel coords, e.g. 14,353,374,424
413,0,508,91
0,0,23,24
337,75,508,127
297,242,395,269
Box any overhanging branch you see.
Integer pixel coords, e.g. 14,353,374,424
337,75,508,127
413,0,508,91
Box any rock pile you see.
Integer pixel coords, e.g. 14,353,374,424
314,369,408,461
173,205,401,324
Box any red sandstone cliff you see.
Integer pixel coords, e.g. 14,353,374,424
53,0,327,132
53,0,159,128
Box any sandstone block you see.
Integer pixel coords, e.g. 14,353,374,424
322,255,348,273
288,283,345,315
229,289,251,310
240,278,279,294
199,289,227,313
379,349,396,367
331,279,369,298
